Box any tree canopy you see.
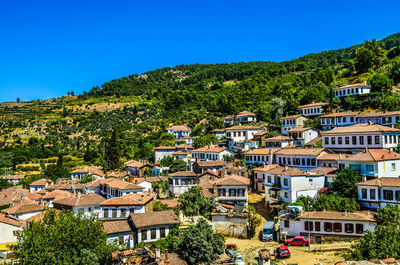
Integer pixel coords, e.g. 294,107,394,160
178,186,213,218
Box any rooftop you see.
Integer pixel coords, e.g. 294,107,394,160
30,178,52,186
334,82,370,90
213,174,250,186
100,193,154,206
168,171,198,178
192,145,228,153
340,149,400,162
236,111,256,117
297,211,375,222
280,114,304,120
225,125,262,131
245,148,279,155
356,177,400,188
275,148,328,156
0,212,24,227
103,220,132,235
129,210,179,229
288,127,316,133
264,165,306,176
53,193,105,207
321,123,400,135
124,160,144,168
167,125,191,131
195,160,225,167
298,102,328,109
3,200,44,215
265,135,292,141
320,111,359,118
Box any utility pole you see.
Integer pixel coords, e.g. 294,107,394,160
308,200,311,252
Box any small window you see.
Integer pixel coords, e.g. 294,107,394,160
13,230,19,236
324,222,332,232
267,176,271,183
333,223,342,232
142,229,148,241
383,190,394,200
338,137,343,145
345,137,350,145
284,220,289,228
304,221,313,231
151,228,157,240
284,192,288,198
112,209,117,218
366,164,374,172
370,189,376,200
160,227,166,238
121,208,126,217
104,209,108,218
345,223,354,233
356,224,364,234
331,137,336,145
352,136,357,145
367,136,372,145
118,236,124,246
375,136,380,145
392,163,396,171
359,136,364,145
325,137,329,145
361,188,367,199
315,222,321,231
283,178,288,186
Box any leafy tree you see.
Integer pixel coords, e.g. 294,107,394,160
159,156,173,167
177,219,225,265
222,154,234,162
102,128,122,170
16,98,20,103
343,205,400,260
391,57,400,83
330,168,362,199
248,205,262,238
15,209,115,265
355,39,385,73
179,186,213,218
193,134,219,149
152,201,169,212
369,73,393,93
293,194,360,212
44,155,70,182
169,159,187,173
0,178,12,191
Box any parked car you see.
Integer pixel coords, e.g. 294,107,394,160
274,246,291,259
286,236,311,246
225,244,246,265
261,221,274,241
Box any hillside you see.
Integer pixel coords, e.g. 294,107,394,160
0,32,400,175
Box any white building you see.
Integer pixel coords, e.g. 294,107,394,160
103,219,135,248
2,175,25,185
253,164,280,193
334,81,371,98
99,179,144,199
42,190,75,207
288,128,319,147
225,126,263,150
244,148,277,165
29,179,53,193
153,146,177,162
70,166,104,180
279,211,376,241
274,148,331,170
172,150,191,164
0,212,24,245
2,200,44,220
280,115,308,135
265,135,293,148
168,171,199,196
357,178,400,209
167,125,191,139
53,193,105,217
234,111,257,123
191,145,234,161
320,112,359,131
338,149,400,178
298,102,328,117
100,193,154,219
210,129,226,139
321,123,400,152
263,165,325,203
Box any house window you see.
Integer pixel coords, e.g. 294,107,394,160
304,221,313,231
315,222,321,231
361,188,367,199
121,208,126,217
151,228,157,240
345,223,354,233
366,164,374,172
13,230,19,236
325,137,329,145
350,117,354,122
284,220,289,228
284,192,288,198
375,136,380,145
160,227,166,238
112,209,117,218
383,190,394,201
267,176,271,183
370,189,376,200
311,159,316,166
356,224,364,234
142,229,148,241
359,136,364,145
229,189,237,197
352,136,357,145
367,136,372,145
331,137,335,145
324,222,332,232
345,137,349,145
118,236,124,245
104,209,108,218
302,158,305,165
78,208,84,214
343,117,347,123
333,223,342,232
338,137,342,145
392,163,396,171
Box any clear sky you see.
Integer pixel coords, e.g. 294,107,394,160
0,0,399,102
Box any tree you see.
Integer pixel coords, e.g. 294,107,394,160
15,209,115,265
152,201,169,211
159,156,173,167
355,39,385,73
169,159,187,173
179,186,213,218
193,134,219,149
16,98,20,103
103,128,122,171
44,155,70,182
343,205,400,260
293,194,360,212
369,74,393,93
248,205,262,238
330,168,362,199
177,219,225,265
391,57,400,83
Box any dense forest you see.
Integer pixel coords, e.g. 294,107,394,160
0,32,400,180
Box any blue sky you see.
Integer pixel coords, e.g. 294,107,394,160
0,0,399,102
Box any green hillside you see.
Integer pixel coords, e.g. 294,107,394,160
0,32,400,178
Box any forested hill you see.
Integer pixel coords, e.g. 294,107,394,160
0,32,400,172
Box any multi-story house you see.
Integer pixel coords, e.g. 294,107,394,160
264,135,293,148
225,126,263,150
334,81,371,98
42,190,75,207
263,165,325,203
172,150,191,164
168,171,199,196
320,112,359,130
234,111,257,123
70,166,104,180
3,200,45,220
274,148,331,170
280,115,308,135
338,149,400,178
298,102,328,117
357,178,400,209
167,125,191,139
153,146,177,162
321,123,400,153
99,179,144,199
253,164,279,192
29,178,53,193
53,193,105,217
288,128,319,147
210,129,226,139
100,193,154,219
244,148,277,165
279,210,376,242
223,115,234,125
192,160,224,174
191,145,234,161
2,175,25,185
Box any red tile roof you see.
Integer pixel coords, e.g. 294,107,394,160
280,114,304,120
103,220,132,235
245,148,279,155
213,174,250,186
42,190,75,200
100,193,154,206
192,145,229,153
124,160,144,168
321,123,400,135
53,193,105,207
195,160,224,167
309,167,338,178
275,148,328,156
168,171,198,177
297,211,375,222
129,210,179,229
356,177,400,187
106,179,144,190
340,149,400,162
265,136,292,141
225,126,262,131
3,200,44,215
30,178,52,186
0,212,24,227
264,165,305,176
298,102,328,109
167,125,191,131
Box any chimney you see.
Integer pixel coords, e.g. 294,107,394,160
140,194,144,203
362,175,367,182
262,162,266,168
363,81,367,86
155,248,161,260
213,183,218,196
344,210,347,217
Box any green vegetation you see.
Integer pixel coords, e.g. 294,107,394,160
15,209,115,265
178,186,213,218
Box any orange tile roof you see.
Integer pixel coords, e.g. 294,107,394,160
320,112,359,118
30,178,52,186
192,145,228,153
304,137,322,147
275,148,328,156
153,146,177,151
236,111,256,117
124,160,144,168
340,149,400,162
3,200,44,215
280,114,304,120
318,153,351,161
129,210,179,229
213,174,250,186
167,125,191,131
0,212,24,227
333,82,370,90
168,171,198,177
264,165,305,176
253,164,280,172
309,167,338,178
195,160,224,167
321,123,400,135
298,102,328,109
42,190,75,200
225,126,263,131
210,129,225,133
100,193,154,206
245,148,279,155
53,193,105,207
106,180,144,190
297,211,375,222
0,186,39,206
265,135,292,141
103,220,132,235
157,199,180,208
356,177,400,187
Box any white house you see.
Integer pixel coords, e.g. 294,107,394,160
103,219,135,248
29,178,53,193
265,135,293,148
338,149,400,178
334,81,371,98
320,112,359,131
2,175,25,185
172,150,191,164
263,165,325,203
99,179,144,199
53,193,105,217
288,128,319,147
234,111,257,123
280,115,308,135
42,190,76,207
225,126,263,151
70,166,104,181
167,125,191,139
178,136,198,145
153,146,177,162
100,193,154,219
279,210,376,241
0,212,24,245
191,145,234,161
168,171,199,196
210,129,226,139
131,210,180,244
253,164,280,193
298,102,328,117
321,123,400,152
131,178,153,193
357,178,400,209
244,148,277,165
2,200,44,220
274,148,331,170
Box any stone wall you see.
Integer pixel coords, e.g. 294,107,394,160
211,213,248,238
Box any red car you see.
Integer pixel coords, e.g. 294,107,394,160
274,246,291,258
286,236,311,246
